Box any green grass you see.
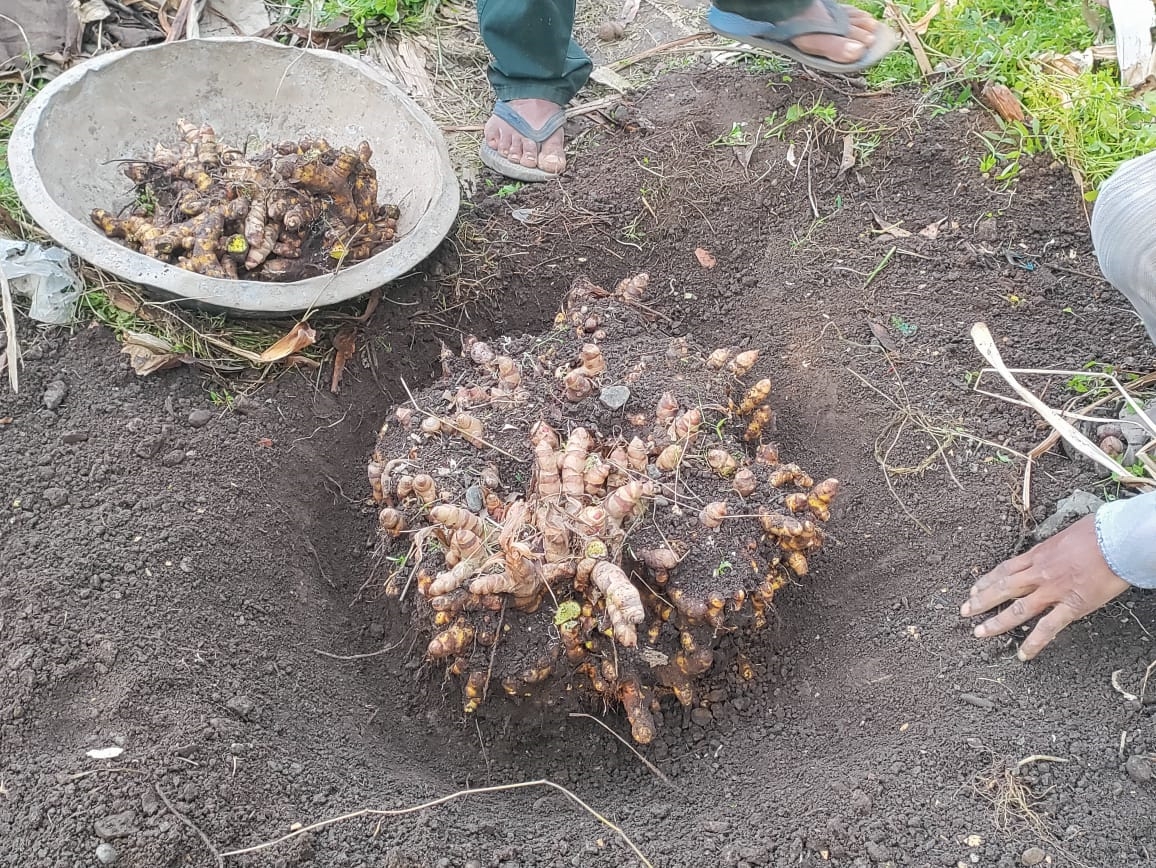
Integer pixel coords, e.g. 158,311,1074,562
0,136,20,217
296,0,441,35
854,0,1156,186
1,108,32,233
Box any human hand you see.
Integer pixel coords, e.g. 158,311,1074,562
960,515,1130,660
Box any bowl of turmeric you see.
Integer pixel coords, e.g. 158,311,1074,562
9,37,460,316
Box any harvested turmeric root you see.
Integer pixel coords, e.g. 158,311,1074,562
369,271,839,743
91,121,402,282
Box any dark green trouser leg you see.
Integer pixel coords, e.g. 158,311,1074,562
476,0,826,106
712,0,814,20
477,0,591,106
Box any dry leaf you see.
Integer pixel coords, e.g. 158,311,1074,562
867,320,898,353
105,286,160,322
284,354,322,368
694,248,717,268
918,219,945,240
78,1,112,25
590,66,633,94
734,125,763,170
620,0,641,24
836,134,856,178
331,325,357,394
911,0,943,34
979,82,1025,122
872,212,912,239
121,332,185,376
258,322,316,363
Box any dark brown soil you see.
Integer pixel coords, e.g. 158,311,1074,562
2,66,1154,868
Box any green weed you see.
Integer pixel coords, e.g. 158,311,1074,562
710,122,750,147
1065,361,1116,396
975,118,1045,185
299,0,439,35
619,214,646,246
712,560,734,579
743,54,793,77
209,389,235,408
764,99,837,138
865,47,922,88
856,0,1154,184
485,180,522,199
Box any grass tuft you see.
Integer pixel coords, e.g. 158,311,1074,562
290,0,442,35
856,0,1156,185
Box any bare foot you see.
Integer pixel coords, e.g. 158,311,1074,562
959,515,1130,660
783,1,879,65
484,98,566,175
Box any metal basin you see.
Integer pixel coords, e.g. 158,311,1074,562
9,38,460,316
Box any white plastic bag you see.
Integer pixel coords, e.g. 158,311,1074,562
0,238,82,325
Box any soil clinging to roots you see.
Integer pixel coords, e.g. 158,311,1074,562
368,273,839,743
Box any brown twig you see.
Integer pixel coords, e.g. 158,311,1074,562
0,14,31,123
155,782,225,868
610,32,715,70
218,780,654,866
163,0,196,42
885,1,933,76
480,601,507,703
568,712,674,788
314,633,411,660
1141,658,1156,704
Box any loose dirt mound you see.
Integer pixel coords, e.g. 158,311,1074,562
2,66,1154,868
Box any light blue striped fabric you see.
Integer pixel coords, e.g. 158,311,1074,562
1092,151,1156,341
1090,153,1156,587
1096,491,1156,589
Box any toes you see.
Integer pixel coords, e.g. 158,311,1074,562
486,117,515,157
483,118,502,150
519,138,540,169
484,103,567,175
505,133,525,167
498,124,516,158
830,37,867,64
538,130,566,174
845,6,879,35
846,20,876,49
539,152,566,174
793,33,867,64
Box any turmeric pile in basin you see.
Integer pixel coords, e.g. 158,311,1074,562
91,120,401,282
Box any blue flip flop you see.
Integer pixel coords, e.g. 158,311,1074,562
707,0,900,76
480,100,568,183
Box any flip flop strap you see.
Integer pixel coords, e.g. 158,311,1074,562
493,101,568,144
748,0,850,41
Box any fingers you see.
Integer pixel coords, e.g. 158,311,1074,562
974,593,1049,639
960,553,1034,617
1016,606,1075,661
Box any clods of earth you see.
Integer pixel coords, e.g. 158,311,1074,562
2,66,1154,867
